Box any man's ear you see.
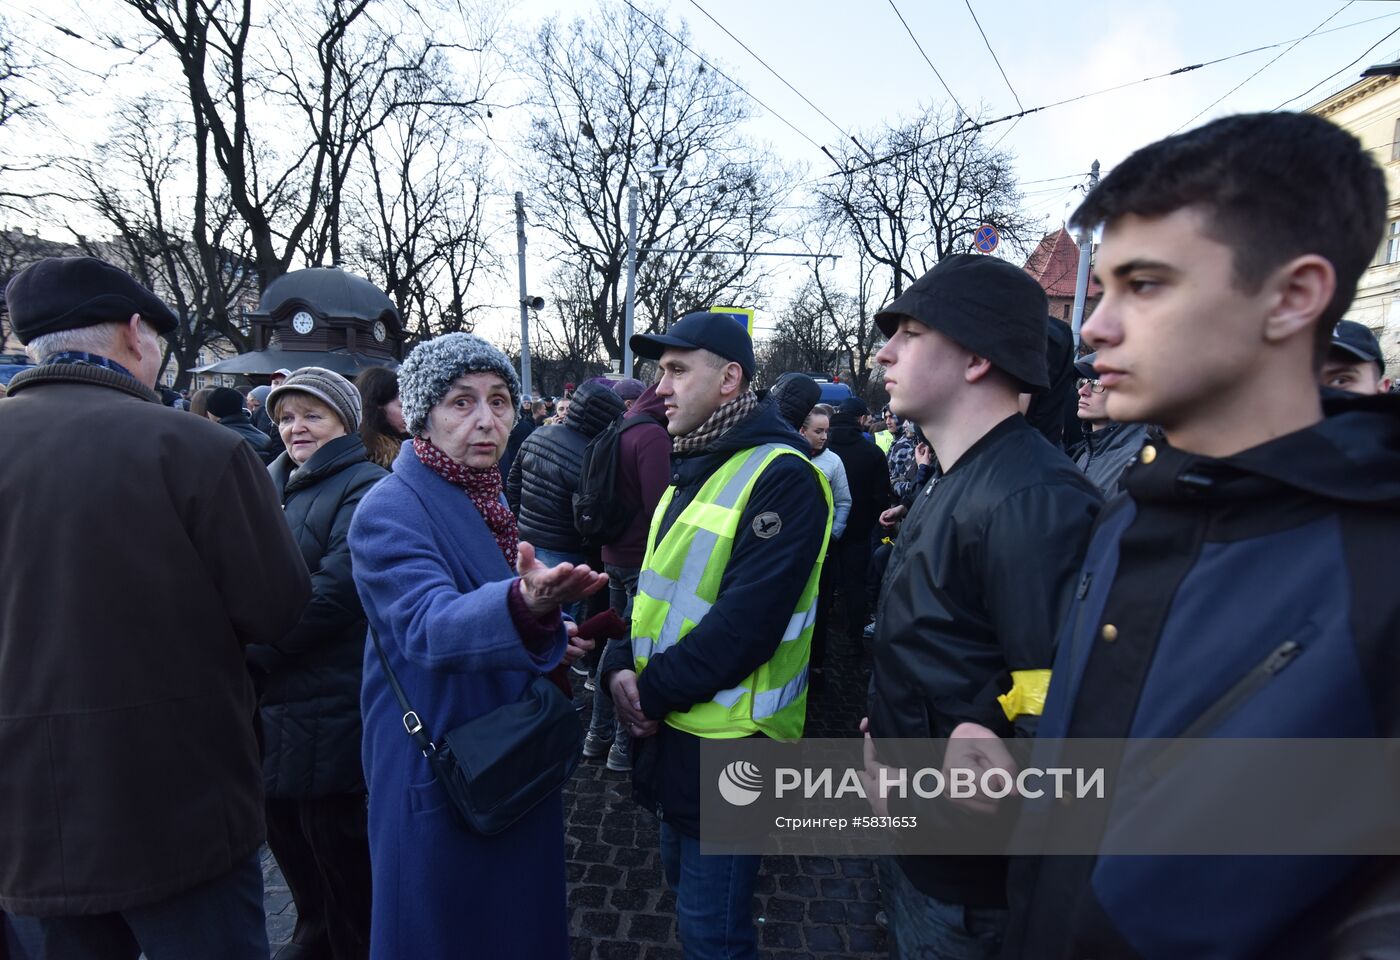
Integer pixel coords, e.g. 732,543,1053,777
1262,254,1335,346
720,361,745,397
964,353,996,384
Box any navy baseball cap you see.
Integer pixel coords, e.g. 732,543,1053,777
1073,351,1098,380
1330,320,1384,373
631,311,755,379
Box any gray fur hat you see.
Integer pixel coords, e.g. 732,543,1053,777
398,332,521,437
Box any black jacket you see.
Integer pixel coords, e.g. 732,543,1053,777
827,411,891,534
499,416,535,483
506,381,624,553
1025,316,1078,450
249,434,387,798
218,410,277,463
600,399,830,837
868,413,1101,907
1074,420,1150,496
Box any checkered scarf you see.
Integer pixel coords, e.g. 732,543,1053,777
671,390,758,455
413,437,519,568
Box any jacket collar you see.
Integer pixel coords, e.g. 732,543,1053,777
937,412,1027,477
5,362,160,403
273,434,370,495
1125,392,1400,507
388,440,515,579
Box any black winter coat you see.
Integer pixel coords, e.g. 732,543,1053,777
506,380,624,552
826,412,891,534
218,410,277,464
249,434,387,798
868,414,1101,907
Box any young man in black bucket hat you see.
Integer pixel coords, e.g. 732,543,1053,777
859,253,1102,958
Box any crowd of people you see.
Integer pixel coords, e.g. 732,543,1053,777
0,108,1397,960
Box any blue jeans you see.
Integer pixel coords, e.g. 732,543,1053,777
533,547,588,622
659,823,761,960
878,856,1007,960
8,853,267,960
589,564,640,739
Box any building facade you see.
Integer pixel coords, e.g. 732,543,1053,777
1310,66,1400,370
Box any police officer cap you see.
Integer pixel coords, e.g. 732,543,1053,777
4,256,179,345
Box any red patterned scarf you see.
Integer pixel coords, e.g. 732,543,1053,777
414,437,519,569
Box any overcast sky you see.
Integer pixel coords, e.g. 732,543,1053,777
6,0,1398,339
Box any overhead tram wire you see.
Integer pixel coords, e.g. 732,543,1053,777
962,0,1023,112
685,0,853,145
830,13,1400,178
618,0,834,162
1172,2,1354,133
885,0,970,123
1275,24,1400,110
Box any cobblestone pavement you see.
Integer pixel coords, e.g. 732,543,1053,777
265,629,887,959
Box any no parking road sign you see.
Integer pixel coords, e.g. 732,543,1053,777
973,224,1000,254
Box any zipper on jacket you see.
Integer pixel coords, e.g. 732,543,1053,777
1149,637,1305,777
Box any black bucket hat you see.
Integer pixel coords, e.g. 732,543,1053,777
874,253,1050,392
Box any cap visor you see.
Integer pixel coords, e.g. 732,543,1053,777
630,332,701,360
1330,341,1380,364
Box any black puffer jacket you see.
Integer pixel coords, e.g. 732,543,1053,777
507,380,625,552
249,434,387,798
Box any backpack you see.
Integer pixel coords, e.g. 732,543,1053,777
573,413,664,547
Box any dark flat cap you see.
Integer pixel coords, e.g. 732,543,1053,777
874,253,1050,392
4,257,179,345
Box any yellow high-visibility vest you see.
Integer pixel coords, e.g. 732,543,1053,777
632,443,832,740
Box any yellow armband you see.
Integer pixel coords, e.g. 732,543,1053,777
997,669,1051,722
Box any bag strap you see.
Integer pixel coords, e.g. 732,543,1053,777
367,626,438,756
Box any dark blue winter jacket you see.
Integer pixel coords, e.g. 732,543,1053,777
1006,391,1400,960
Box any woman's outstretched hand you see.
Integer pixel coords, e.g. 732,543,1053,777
517,541,609,617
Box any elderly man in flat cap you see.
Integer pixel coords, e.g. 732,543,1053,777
860,254,1102,959
0,257,310,959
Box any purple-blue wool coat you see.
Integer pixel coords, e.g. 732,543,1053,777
349,441,569,958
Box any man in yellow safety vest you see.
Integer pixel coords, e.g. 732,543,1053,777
602,311,832,960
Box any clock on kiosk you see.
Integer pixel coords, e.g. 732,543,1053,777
372,320,388,343
291,310,315,335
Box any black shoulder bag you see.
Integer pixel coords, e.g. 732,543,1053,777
369,627,582,835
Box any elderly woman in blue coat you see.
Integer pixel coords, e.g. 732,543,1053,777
348,333,605,958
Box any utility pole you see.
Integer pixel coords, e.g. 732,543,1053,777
515,192,532,400
622,184,639,377
1070,160,1100,350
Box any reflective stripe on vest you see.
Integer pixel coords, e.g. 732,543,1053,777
632,442,833,740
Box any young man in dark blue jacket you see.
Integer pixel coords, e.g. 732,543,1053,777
952,111,1400,959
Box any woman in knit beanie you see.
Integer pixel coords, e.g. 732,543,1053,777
253,363,386,958
348,332,609,958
